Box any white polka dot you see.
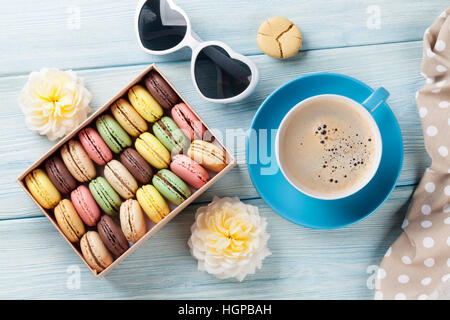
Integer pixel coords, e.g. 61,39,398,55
421,220,432,228
395,293,406,300
385,247,392,257
377,268,386,279
447,258,450,267
436,80,446,87
425,28,430,35
448,118,450,126
426,126,438,136
419,107,428,118
440,11,447,18
374,291,383,300
444,217,450,224
426,168,435,173
445,186,450,196
436,40,446,52
426,77,435,84
401,219,408,228
401,256,412,265
437,65,448,73
418,294,428,300
425,182,436,193
421,277,432,286
424,258,435,267
421,204,431,215
442,274,450,282
439,101,450,108
432,88,442,94
426,48,436,57
447,237,450,246
398,275,409,284
444,204,450,213
429,290,439,299
423,237,434,248
439,146,449,157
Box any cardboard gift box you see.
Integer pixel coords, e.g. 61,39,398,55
17,64,236,277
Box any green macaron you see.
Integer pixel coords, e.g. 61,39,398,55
89,177,122,216
152,116,188,153
152,169,191,206
96,115,132,153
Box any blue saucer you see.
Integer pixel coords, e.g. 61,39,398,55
246,73,403,229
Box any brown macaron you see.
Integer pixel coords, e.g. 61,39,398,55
144,71,179,109
120,148,154,184
97,215,129,257
44,156,77,194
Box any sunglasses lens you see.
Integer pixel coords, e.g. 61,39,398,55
138,0,187,51
194,45,252,100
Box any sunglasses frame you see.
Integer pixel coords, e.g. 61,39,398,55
135,0,259,103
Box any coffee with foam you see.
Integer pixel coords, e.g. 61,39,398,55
278,96,380,197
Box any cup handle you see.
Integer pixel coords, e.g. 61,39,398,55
362,87,389,113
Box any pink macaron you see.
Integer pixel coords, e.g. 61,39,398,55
170,154,210,189
78,127,113,165
171,103,207,141
71,185,101,226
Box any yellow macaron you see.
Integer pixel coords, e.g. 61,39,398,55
25,169,61,209
128,85,163,123
136,184,170,223
135,132,171,169
111,98,148,137
54,199,86,243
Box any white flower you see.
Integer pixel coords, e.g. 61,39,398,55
18,68,92,141
188,196,271,281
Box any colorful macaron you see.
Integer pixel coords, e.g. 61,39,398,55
96,115,132,154
153,116,188,154
120,199,146,242
144,71,179,109
188,140,227,172
44,156,77,194
170,154,210,189
152,169,192,206
135,132,171,169
104,160,138,199
54,199,85,243
128,85,163,123
97,215,129,257
61,140,96,182
71,185,101,226
80,231,113,272
78,127,113,165
120,148,153,184
25,169,61,209
111,98,148,137
89,177,122,216
171,103,208,141
136,184,170,224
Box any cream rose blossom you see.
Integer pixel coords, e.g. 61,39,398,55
188,196,271,281
19,68,92,141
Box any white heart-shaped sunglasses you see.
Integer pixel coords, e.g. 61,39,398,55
135,0,259,103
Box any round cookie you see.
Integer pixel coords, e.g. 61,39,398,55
257,17,302,59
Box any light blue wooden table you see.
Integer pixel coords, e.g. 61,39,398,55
0,0,444,299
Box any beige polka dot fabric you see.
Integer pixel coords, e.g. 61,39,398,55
375,8,450,300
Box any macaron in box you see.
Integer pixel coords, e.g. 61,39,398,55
17,64,236,277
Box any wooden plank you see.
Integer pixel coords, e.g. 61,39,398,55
0,40,429,221
0,186,410,299
0,0,445,75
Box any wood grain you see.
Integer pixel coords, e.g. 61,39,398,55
0,40,429,221
0,187,411,299
0,0,444,75
0,0,444,300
